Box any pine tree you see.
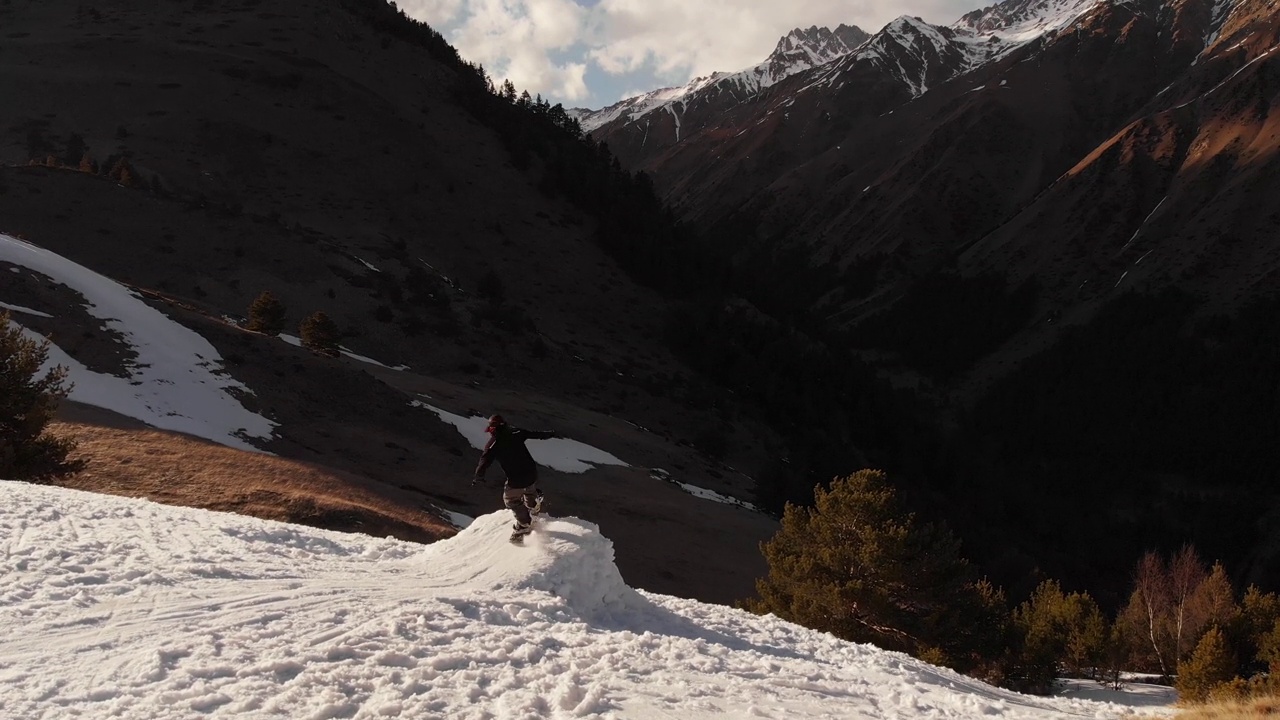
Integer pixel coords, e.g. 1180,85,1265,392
246,291,287,335
109,158,138,188
299,312,340,357
1176,627,1236,702
0,313,79,481
1188,563,1239,648
1011,580,1106,691
746,469,1005,671
1063,593,1109,679
1241,586,1280,672
1258,620,1280,674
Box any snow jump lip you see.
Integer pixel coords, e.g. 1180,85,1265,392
422,511,646,621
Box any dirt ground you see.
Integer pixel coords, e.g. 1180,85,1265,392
49,402,456,544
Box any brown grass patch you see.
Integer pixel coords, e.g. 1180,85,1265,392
1176,696,1280,719
47,412,455,544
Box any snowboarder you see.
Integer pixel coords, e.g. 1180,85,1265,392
473,414,557,543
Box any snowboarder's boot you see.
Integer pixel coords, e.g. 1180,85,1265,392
509,521,533,544
524,491,545,517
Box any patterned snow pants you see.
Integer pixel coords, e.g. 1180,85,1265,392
503,485,540,526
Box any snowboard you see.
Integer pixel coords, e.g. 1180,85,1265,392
509,494,546,544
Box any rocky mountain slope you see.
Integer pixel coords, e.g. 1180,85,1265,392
0,0,777,604
583,0,1280,360
577,0,1280,598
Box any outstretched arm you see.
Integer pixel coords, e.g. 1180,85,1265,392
517,429,558,441
474,435,497,480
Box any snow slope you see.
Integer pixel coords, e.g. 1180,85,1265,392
0,481,1167,719
0,234,275,450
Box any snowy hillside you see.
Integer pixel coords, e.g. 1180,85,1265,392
0,234,275,450
1,482,1168,719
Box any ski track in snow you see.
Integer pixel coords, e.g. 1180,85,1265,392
0,235,275,451
0,482,1171,720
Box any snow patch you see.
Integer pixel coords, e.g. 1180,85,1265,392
440,509,474,528
650,469,762,512
0,300,53,317
0,234,275,450
412,401,629,473
278,333,409,370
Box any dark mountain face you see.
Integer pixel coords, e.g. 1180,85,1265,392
581,0,1280,598
0,0,782,604
589,0,1277,320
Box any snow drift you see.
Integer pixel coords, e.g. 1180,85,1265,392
0,481,1163,719
419,512,644,621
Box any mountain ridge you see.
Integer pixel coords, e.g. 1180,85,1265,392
571,0,1280,597
569,22,870,134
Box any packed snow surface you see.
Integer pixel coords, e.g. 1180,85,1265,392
1,482,1166,719
0,235,275,450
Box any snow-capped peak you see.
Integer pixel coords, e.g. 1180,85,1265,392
772,24,871,66
845,15,973,97
815,0,1101,100
572,23,868,133
574,0,1102,134
954,0,1102,43
568,74,723,134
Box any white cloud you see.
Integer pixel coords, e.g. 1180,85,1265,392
586,0,978,80
397,0,466,26
445,0,592,100
406,0,986,105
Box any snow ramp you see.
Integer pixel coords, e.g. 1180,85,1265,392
421,511,645,620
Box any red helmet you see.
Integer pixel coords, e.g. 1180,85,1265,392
486,414,506,433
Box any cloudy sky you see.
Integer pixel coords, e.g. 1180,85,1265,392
400,0,987,109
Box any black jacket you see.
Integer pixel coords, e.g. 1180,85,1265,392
475,425,555,488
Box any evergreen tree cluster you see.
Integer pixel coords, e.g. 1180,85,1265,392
748,472,1280,700
299,312,340,357
747,470,1007,676
27,132,165,194
0,312,79,481
245,291,339,356
246,291,286,336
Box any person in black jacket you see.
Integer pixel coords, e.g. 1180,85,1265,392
473,414,557,542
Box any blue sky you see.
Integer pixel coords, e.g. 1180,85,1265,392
398,0,987,109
